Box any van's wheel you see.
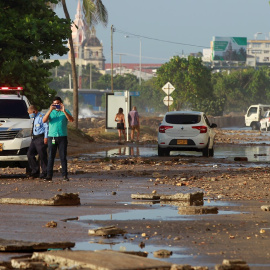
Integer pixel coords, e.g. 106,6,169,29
267,126,270,131
158,146,170,157
251,123,258,130
202,146,210,157
209,147,214,157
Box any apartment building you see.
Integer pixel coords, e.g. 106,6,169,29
246,40,270,66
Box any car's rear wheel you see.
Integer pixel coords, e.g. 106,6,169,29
158,146,170,157
209,147,214,157
202,146,210,157
267,126,270,131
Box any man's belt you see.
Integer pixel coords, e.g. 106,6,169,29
33,134,44,139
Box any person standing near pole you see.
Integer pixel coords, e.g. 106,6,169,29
27,105,48,179
42,97,74,181
128,106,140,143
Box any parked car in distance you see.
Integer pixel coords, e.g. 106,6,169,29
260,110,270,131
245,104,270,130
158,111,217,157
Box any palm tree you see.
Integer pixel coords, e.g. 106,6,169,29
54,0,108,128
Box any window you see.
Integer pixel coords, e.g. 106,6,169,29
265,44,270,48
253,43,261,48
0,100,29,119
247,107,257,117
251,50,262,54
203,115,211,127
165,114,201,124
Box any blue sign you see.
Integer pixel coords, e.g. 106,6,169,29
114,91,140,97
130,91,140,96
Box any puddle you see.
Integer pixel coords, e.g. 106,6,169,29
221,127,251,131
215,145,270,162
73,240,185,261
76,201,242,222
81,145,270,162
81,146,155,159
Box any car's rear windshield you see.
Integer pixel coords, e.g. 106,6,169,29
165,114,201,124
0,100,29,119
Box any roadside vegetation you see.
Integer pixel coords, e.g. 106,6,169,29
0,0,71,110
51,59,270,116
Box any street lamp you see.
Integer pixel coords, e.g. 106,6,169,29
254,32,262,40
125,35,142,87
253,32,263,68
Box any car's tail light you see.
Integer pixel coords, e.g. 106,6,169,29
159,125,173,133
268,118,270,122
192,126,207,133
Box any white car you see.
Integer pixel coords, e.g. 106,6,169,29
0,87,32,171
158,111,217,157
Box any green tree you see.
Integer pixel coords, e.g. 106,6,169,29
0,0,71,110
212,67,270,114
136,77,165,113
156,56,218,114
93,74,111,89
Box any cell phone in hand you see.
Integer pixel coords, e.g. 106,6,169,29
53,104,61,109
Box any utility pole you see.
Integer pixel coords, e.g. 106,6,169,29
90,64,92,89
111,25,114,93
139,39,142,88
116,53,126,75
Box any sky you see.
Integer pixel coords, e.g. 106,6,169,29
55,0,270,64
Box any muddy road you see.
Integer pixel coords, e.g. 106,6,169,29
0,128,270,269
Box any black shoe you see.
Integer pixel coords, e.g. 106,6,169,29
44,176,52,182
63,176,69,181
40,174,47,179
29,173,39,179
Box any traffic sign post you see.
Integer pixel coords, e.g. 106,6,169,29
163,96,173,107
162,82,175,95
162,82,175,111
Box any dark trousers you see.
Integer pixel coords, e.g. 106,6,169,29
27,136,48,175
47,136,68,177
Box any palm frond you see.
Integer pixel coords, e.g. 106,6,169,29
82,0,108,27
93,0,108,26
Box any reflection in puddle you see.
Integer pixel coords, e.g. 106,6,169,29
82,145,270,162
73,241,185,261
215,145,270,162
77,201,241,222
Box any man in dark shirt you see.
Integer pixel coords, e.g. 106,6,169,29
128,106,140,142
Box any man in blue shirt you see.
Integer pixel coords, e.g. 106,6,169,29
43,96,74,181
27,105,48,179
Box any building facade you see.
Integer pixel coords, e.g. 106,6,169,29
246,40,270,66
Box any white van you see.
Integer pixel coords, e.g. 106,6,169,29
0,87,32,171
245,104,270,130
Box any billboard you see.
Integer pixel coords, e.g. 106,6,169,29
212,37,247,61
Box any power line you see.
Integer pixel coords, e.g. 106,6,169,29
115,28,208,49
